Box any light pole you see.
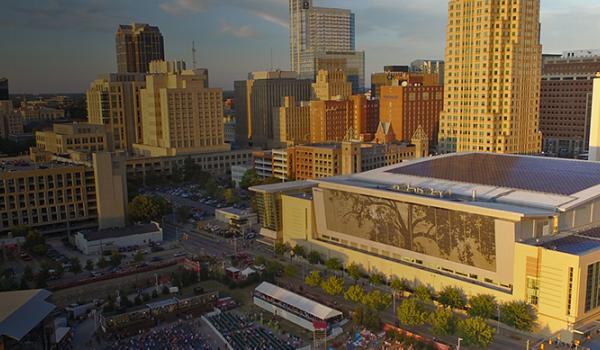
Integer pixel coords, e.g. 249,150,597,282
457,337,462,350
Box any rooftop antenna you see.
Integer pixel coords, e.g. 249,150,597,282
192,41,197,69
270,48,273,71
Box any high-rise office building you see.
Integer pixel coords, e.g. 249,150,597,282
300,50,365,93
290,0,354,72
132,61,229,157
312,69,352,100
438,0,542,154
289,0,364,92
235,71,311,149
539,50,600,158
116,23,165,74
379,77,444,145
0,101,23,138
309,99,354,143
86,73,146,152
0,78,8,101
274,96,311,146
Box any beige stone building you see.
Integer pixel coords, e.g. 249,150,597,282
438,0,542,154
86,73,146,152
234,71,312,149
311,70,352,101
132,61,229,157
0,152,127,235
34,123,112,155
274,96,311,146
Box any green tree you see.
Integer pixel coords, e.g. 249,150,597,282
254,255,266,266
430,308,457,336
346,263,363,281
438,286,466,309
22,229,46,255
363,290,392,311
128,195,162,223
499,301,536,332
344,285,366,303
305,271,321,287
291,245,306,258
97,256,109,269
369,272,386,285
133,250,145,263
240,169,261,190
307,251,322,265
283,264,297,278
19,276,29,290
70,257,82,274
397,298,428,327
468,294,497,319
325,257,342,271
352,305,381,332
23,265,34,281
176,206,192,221
391,277,411,293
414,285,433,303
457,317,495,348
321,276,344,296
223,188,240,205
274,242,290,256
85,259,94,272
205,177,219,198
110,251,123,267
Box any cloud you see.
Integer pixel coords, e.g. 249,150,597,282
0,0,131,32
159,0,288,28
251,10,288,29
159,0,208,15
220,21,257,38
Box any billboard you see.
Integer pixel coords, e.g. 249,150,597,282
322,189,497,272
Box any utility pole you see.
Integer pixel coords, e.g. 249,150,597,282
497,304,501,334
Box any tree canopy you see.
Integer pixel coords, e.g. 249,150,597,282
438,286,467,309
457,316,495,348
468,294,497,319
499,301,536,332
305,271,321,287
128,195,172,223
430,308,457,336
321,276,344,296
397,298,429,327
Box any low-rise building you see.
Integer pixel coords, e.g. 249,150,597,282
34,122,113,155
74,222,162,255
126,149,253,181
18,104,65,124
215,207,258,234
0,152,127,235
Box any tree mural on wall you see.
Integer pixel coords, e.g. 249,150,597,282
324,189,497,271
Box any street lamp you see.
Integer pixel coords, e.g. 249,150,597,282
457,337,462,350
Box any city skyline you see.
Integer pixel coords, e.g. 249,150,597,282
1,0,598,93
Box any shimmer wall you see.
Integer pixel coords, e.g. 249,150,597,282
323,188,497,272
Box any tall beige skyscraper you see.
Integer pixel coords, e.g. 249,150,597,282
438,0,542,154
132,61,229,157
86,73,146,152
116,23,165,74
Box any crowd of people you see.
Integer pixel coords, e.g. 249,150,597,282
106,318,212,350
206,312,297,350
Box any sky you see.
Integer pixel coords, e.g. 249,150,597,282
1,0,600,93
